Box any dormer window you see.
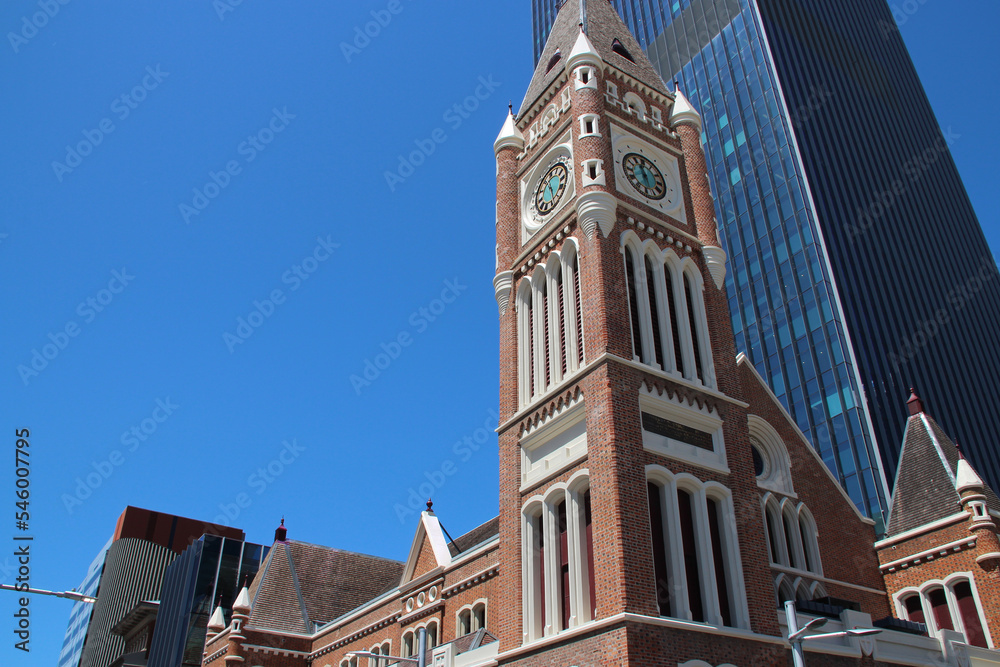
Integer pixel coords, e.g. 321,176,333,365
612,38,635,63
546,50,562,73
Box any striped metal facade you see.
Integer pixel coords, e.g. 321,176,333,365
78,538,176,667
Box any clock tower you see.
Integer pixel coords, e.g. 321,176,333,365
491,0,782,664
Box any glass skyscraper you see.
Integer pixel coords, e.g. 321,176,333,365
531,0,1000,527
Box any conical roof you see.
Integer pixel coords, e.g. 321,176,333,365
519,0,669,116
207,604,226,632
886,408,1000,536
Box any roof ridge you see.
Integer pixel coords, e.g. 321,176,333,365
284,542,311,630
288,539,404,563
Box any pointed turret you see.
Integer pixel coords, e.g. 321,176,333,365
207,602,226,633
232,580,251,615
668,87,702,132
224,578,252,665
493,106,524,155
566,25,600,70
956,444,985,494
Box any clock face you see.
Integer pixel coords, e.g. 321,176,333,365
622,153,667,201
534,162,569,216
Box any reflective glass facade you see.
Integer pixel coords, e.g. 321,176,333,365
532,0,1000,527
59,538,112,667
149,535,268,667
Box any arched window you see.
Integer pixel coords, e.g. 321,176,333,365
546,50,562,73
458,608,471,636
402,630,414,657
897,576,991,648
620,234,715,387
646,467,748,629
472,602,487,631
517,243,585,407
521,473,595,642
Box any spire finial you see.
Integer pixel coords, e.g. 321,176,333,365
426,498,433,512
508,101,513,114
956,440,966,460
274,517,288,542
907,387,924,416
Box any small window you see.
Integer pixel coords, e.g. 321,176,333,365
607,82,619,98
752,447,765,477
581,69,590,84
585,119,594,134
546,50,562,73
611,39,635,63
588,162,597,179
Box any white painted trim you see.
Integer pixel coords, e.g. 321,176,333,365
875,512,968,548
769,564,886,596
640,386,729,474
748,415,796,496
737,354,875,526
880,536,976,572
893,572,994,648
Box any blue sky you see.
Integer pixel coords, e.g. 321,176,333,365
0,1,996,664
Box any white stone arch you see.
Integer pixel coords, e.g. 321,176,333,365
808,580,828,600
543,253,565,386
645,464,686,620
774,573,795,606
516,278,535,406
703,481,751,630
796,503,823,576
779,497,806,571
760,492,787,566
747,415,795,496
895,573,994,647
558,238,584,372
679,259,715,387
623,91,647,120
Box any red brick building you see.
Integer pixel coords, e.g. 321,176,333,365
200,2,1000,666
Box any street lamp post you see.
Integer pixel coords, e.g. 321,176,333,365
348,626,427,667
784,601,882,667
0,583,96,603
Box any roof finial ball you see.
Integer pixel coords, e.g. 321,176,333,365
274,517,288,543
426,498,434,512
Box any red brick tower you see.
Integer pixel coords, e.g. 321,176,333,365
491,2,780,664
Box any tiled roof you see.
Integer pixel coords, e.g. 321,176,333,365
519,0,669,116
886,412,1000,536
248,540,404,634
447,516,499,557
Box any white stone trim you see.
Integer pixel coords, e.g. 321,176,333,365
875,512,969,548
580,158,605,187
575,190,617,239
640,385,728,474
646,465,749,629
519,396,587,490
894,572,994,648
881,536,977,572
620,231,715,388
749,415,796,496
521,471,594,642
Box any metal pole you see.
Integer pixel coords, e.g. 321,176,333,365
417,626,427,667
784,600,805,667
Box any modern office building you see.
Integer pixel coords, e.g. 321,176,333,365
147,533,269,667
531,0,1000,527
59,506,245,667
59,537,113,667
